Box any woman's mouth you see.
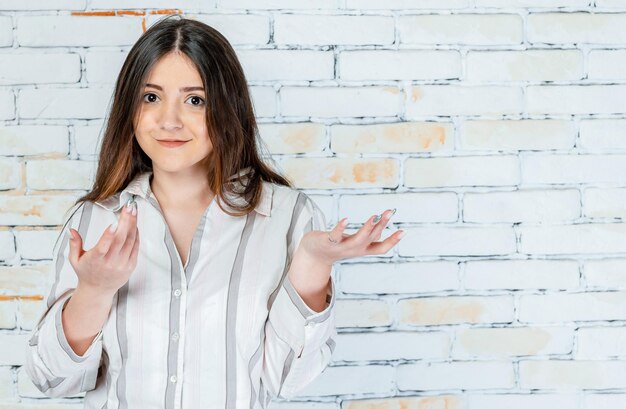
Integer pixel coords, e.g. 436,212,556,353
157,140,190,148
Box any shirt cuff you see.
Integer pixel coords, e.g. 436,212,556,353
268,271,337,358
34,291,104,377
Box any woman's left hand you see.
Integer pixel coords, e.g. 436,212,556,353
296,208,405,267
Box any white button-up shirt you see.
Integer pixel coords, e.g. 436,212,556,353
24,168,337,408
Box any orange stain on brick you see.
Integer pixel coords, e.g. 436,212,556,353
0,295,44,301
353,162,379,183
150,9,182,14
383,86,400,95
411,87,423,103
117,10,146,16
344,396,460,409
284,127,317,151
403,299,485,325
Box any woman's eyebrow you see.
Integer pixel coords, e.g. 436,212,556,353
144,83,205,92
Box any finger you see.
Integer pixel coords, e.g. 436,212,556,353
328,218,348,244
368,208,396,241
67,228,84,268
119,224,138,260
366,229,405,255
107,200,137,257
128,230,140,267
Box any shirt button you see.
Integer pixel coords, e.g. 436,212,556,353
172,332,179,341
170,375,177,383
173,289,181,297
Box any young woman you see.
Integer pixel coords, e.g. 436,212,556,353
24,15,404,408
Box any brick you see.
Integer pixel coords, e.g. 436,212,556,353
398,226,516,257
527,85,626,115
464,260,580,290
0,300,16,329
460,119,575,151
398,361,515,391
398,295,514,326
0,230,15,261
405,155,520,188
16,16,142,47
296,365,395,397
0,16,12,47
588,50,626,80
258,123,325,154
0,194,79,226
0,0,86,9
406,85,523,117
0,125,68,156
18,87,113,120
519,224,626,255
282,157,399,189
343,396,462,409
453,326,574,358
185,14,269,45
398,14,522,45
17,298,45,331
26,159,96,190
463,189,580,223
340,50,461,81
16,229,60,260
74,124,103,156
522,154,626,184
528,13,626,45
466,50,583,82
0,89,14,120
274,14,394,46
579,119,626,150
335,299,391,328
339,261,459,294
584,187,626,218
0,367,13,399
519,292,626,323
249,86,276,118
467,394,580,409
0,157,20,190
577,327,626,359
346,0,468,8
520,360,626,389
333,331,450,361
0,53,80,85
238,49,333,81
0,265,49,296
341,192,458,224
281,86,402,118
585,259,626,288
331,121,454,153
583,394,626,409
0,334,28,366
85,50,127,84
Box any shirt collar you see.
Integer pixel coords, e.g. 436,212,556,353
94,166,273,217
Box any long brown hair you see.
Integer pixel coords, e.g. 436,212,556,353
75,14,292,217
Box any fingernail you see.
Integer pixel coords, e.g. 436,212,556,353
109,221,118,232
132,204,137,216
67,230,74,241
373,214,381,223
391,208,397,216
397,230,406,239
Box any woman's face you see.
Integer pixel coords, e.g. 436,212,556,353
133,51,212,174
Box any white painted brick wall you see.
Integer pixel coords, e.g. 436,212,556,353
3,1,626,408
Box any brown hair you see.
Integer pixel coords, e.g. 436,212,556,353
75,14,292,217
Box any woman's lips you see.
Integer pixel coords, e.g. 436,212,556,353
157,140,189,148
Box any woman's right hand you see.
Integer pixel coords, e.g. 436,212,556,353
67,199,140,296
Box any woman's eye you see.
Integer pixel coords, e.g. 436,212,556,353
186,95,205,106
143,93,158,103
142,93,204,107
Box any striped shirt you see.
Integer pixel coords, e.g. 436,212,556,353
24,167,337,408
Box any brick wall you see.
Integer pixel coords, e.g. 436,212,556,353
2,0,626,408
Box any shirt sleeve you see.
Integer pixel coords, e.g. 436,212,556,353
24,201,105,398
261,192,337,400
